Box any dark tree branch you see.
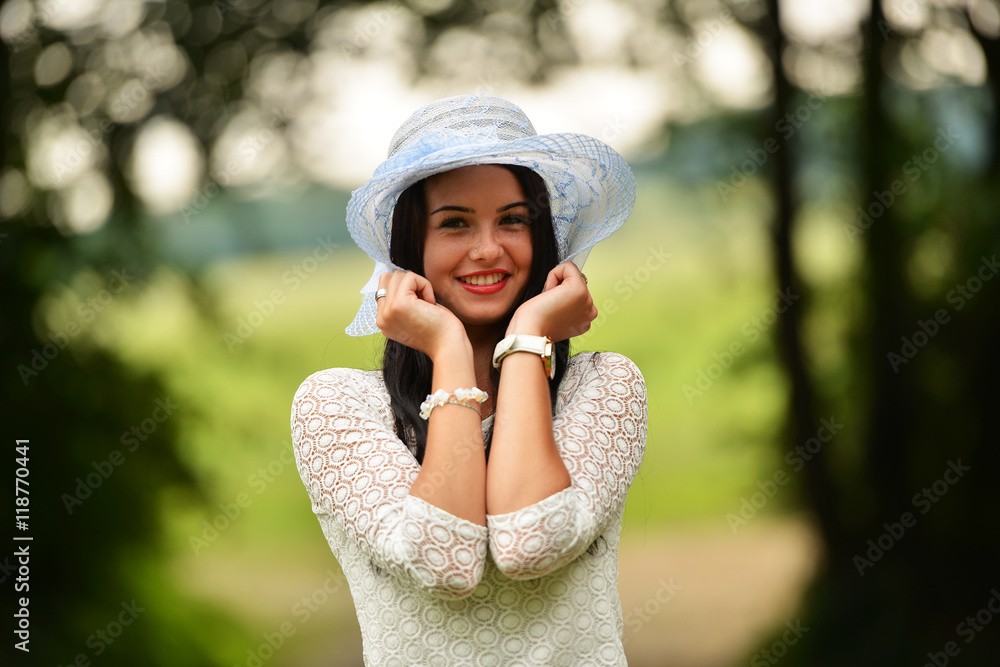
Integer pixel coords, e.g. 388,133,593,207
763,0,842,557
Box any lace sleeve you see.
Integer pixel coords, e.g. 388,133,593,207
291,369,488,599
487,352,647,580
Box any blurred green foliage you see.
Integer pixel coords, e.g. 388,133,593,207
92,172,788,665
4,0,1000,665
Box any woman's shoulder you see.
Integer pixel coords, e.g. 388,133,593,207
298,366,382,387
559,351,646,404
566,350,644,382
292,367,387,409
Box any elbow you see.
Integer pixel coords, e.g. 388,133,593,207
492,557,546,581
391,496,488,598
414,563,484,600
491,549,572,581
427,580,479,600
487,489,584,579
397,539,486,599
489,535,579,581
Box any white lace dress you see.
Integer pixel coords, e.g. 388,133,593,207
290,351,647,666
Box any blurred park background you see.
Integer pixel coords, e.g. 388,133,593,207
2,0,999,665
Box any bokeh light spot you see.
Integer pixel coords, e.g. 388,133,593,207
0,169,33,219
128,116,204,214
34,41,73,87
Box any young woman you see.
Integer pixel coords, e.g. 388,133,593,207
291,95,647,666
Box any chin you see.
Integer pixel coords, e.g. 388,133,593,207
457,311,509,328
449,304,514,328
444,287,527,328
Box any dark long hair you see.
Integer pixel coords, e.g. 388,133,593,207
383,164,569,463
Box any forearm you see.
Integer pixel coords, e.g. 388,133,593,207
486,351,571,515
409,340,487,525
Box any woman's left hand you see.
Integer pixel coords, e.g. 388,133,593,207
506,261,597,341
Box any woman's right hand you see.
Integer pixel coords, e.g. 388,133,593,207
375,270,468,359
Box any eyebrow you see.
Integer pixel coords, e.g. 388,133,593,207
429,202,529,215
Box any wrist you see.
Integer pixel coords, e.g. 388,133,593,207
505,314,547,338
426,326,473,364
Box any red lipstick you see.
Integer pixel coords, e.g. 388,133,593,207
456,270,510,294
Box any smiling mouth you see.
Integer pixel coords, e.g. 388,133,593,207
457,272,508,286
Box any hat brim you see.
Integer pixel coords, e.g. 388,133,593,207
344,132,636,336
347,132,635,265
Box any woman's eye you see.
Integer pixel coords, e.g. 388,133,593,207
440,218,467,228
502,214,530,226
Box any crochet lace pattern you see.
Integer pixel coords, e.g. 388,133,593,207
290,352,647,666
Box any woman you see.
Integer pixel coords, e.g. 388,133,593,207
291,95,647,666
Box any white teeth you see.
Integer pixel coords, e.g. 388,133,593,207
460,272,505,286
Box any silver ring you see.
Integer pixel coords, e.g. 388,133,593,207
375,288,388,301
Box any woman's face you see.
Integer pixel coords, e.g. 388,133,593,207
422,164,533,329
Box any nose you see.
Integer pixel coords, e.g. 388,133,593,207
471,224,503,261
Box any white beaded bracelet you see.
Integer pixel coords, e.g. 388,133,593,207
419,387,488,420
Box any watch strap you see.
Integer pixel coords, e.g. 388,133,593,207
492,335,555,379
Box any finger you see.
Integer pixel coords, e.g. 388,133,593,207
378,271,412,313
561,261,588,285
543,266,563,292
391,269,435,305
386,270,415,296
375,273,394,309
377,270,394,291
411,273,437,305
545,261,589,292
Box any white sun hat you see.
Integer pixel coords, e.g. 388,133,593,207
345,94,636,337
